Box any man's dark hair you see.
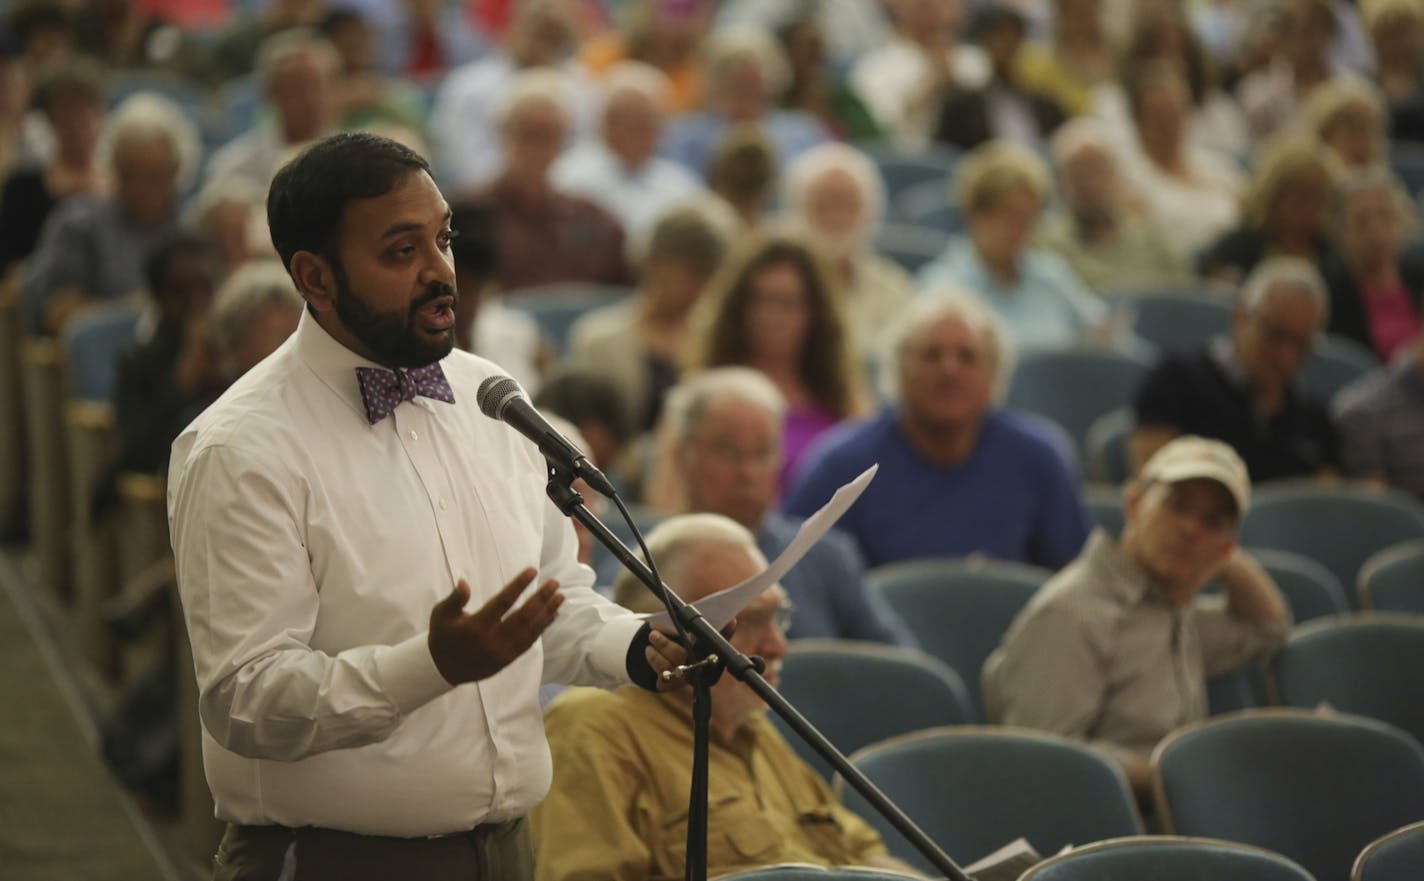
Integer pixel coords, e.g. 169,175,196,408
30,55,103,115
266,132,431,273
533,368,633,447
143,231,216,301
448,202,498,279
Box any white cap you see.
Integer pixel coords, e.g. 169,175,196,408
1140,436,1251,516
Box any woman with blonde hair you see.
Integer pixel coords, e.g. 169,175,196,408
1304,77,1388,172
1198,134,1337,284
685,229,870,486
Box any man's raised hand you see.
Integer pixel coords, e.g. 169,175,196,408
429,567,563,685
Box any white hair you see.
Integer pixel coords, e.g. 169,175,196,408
182,176,265,228
496,67,572,130
1239,256,1330,325
782,142,888,241
1048,116,1118,169
601,60,671,117
209,260,303,362
662,367,787,447
611,513,764,612
255,28,339,90
880,287,1016,401
705,26,790,103
98,91,202,192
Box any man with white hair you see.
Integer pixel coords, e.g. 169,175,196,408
551,61,702,242
1034,118,1190,294
532,513,912,881
23,92,197,335
783,142,913,354
660,27,830,177
984,435,1291,803
784,292,1091,569
457,69,631,292
1131,256,1340,481
666,368,914,645
203,29,338,192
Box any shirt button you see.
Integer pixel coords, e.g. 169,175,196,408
408,429,419,441
438,498,448,510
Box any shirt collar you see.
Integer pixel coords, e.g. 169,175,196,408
1208,335,1250,390
1080,529,1163,607
294,310,411,422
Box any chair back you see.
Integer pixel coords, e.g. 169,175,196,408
1253,548,1350,623
772,641,977,781
1273,613,1424,745
1298,334,1380,401
1084,407,1133,484
1239,482,1424,605
873,223,951,275
1124,292,1232,353
895,178,966,234
714,865,922,881
505,284,631,355
1005,348,1155,458
841,727,1142,872
1353,820,1424,881
61,305,140,402
1019,835,1315,881
1153,709,1424,881
871,145,960,207
1358,540,1424,613
868,558,1047,715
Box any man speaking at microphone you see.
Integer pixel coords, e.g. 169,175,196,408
167,132,686,881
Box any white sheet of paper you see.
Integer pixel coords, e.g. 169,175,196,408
643,465,878,632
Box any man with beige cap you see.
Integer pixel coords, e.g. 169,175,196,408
983,436,1292,803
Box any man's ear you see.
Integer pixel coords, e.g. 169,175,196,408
289,251,336,314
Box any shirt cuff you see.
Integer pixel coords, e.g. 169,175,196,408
588,614,649,687
375,631,453,716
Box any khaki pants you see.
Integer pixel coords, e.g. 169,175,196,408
211,818,533,881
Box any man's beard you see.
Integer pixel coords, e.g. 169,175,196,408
331,261,458,368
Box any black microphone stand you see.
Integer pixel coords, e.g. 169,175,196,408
545,464,971,881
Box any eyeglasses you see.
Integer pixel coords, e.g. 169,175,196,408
737,600,795,635
691,437,780,468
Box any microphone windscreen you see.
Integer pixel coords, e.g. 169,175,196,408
477,375,523,419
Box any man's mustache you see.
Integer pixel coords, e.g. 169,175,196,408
411,282,459,312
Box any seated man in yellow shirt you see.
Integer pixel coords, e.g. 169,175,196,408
532,513,917,881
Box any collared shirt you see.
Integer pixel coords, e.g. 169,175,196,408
1333,352,1424,499
202,125,293,194
984,531,1289,764
167,312,643,836
916,238,1107,352
531,686,887,881
1033,210,1192,295
550,141,702,244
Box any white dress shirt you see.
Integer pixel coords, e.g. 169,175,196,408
168,311,643,836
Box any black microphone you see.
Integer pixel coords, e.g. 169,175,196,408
477,374,618,498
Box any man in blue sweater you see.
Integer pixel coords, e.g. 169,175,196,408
664,367,913,645
784,291,1091,569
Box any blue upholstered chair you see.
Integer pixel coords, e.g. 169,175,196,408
1004,348,1155,459
1153,709,1424,881
1358,540,1424,613
504,283,632,355
771,640,977,781
840,727,1142,873
1353,820,1424,881
1019,835,1315,881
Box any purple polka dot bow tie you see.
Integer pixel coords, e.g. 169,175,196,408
355,364,456,425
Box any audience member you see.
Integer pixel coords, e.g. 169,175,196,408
918,141,1108,351
429,0,596,190
1334,341,1424,498
183,178,266,280
7,1,75,75
203,29,338,193
579,0,713,113
568,199,735,432
551,61,702,243
72,0,182,71
533,367,635,481
1237,0,1342,137
784,292,1091,569
366,0,489,81
660,27,830,178
533,514,915,881
1305,76,1388,172
776,12,882,142
317,8,430,132
985,436,1290,803
704,124,777,228
0,33,42,180
1365,0,1424,143
1131,257,1340,481
0,56,105,277
1015,0,1114,117
782,143,914,355
1322,168,1424,362
1119,60,1245,260
850,0,987,151
1198,135,1336,286
932,4,1068,153
205,259,304,381
720,0,893,69
686,230,870,487
457,69,632,292
665,368,913,644
22,92,196,336
204,0,326,84
1034,118,1192,294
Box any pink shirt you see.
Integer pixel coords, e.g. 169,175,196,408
1361,278,1422,362
782,405,841,490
